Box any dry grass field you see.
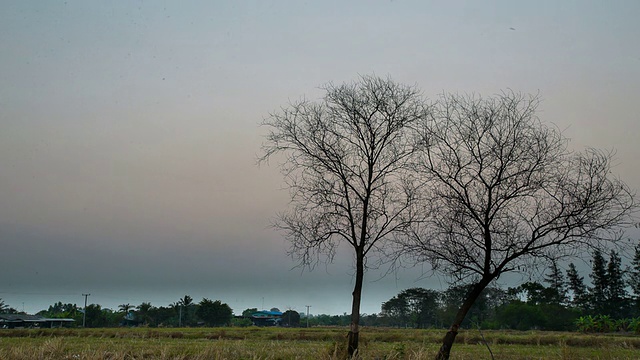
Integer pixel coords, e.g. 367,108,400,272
1,327,639,359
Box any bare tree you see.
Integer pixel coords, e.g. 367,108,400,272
260,75,429,357
399,91,636,360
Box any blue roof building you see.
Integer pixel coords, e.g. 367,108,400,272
250,310,282,326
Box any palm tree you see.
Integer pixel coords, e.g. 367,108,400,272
178,295,193,307
177,295,194,326
63,304,79,319
136,302,153,325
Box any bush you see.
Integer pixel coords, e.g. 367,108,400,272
231,318,253,327
575,315,640,333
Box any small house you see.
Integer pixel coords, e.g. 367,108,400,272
0,314,75,329
250,310,282,326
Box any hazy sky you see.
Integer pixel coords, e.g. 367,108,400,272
1,1,639,316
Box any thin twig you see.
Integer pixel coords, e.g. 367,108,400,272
475,322,495,360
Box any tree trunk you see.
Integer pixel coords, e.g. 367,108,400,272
348,249,365,358
435,278,492,360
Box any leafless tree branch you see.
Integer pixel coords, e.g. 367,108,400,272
259,75,431,357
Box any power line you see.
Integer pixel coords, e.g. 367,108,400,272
0,291,79,296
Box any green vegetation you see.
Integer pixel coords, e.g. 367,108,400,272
195,298,232,327
0,296,233,328
1,327,640,359
3,248,640,335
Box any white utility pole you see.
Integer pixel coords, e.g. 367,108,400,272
82,294,90,327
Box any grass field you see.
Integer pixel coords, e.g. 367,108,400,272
1,326,639,359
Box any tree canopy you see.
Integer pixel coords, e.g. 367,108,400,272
196,299,232,327
261,74,431,356
261,78,636,360
397,91,636,360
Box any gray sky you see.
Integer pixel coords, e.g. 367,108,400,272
1,1,639,315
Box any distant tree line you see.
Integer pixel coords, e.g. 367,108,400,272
3,246,639,331
374,247,640,331
0,295,233,328
293,247,640,331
